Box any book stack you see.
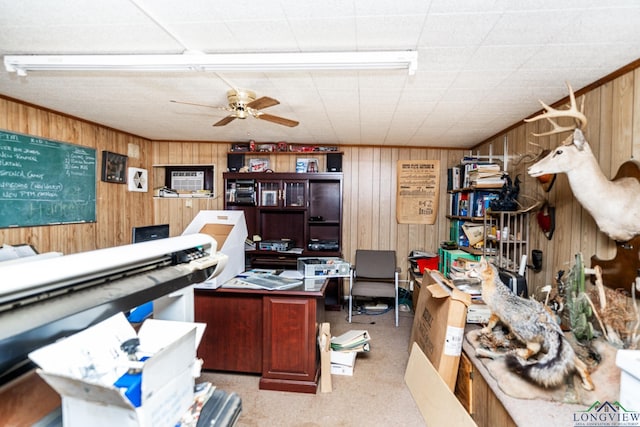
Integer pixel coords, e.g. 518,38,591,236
467,163,505,188
329,330,371,375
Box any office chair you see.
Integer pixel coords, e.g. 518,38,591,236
349,250,400,327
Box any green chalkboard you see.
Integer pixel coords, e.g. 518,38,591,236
0,129,97,228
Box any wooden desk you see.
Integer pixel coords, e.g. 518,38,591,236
194,279,327,393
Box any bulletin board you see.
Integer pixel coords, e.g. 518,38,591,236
396,160,440,224
0,129,97,228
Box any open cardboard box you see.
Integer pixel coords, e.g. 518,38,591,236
182,210,248,288
405,342,475,426
408,269,471,391
29,313,206,427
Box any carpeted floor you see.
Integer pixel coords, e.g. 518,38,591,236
200,306,427,426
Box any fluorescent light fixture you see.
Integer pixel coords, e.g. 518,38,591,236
4,51,418,76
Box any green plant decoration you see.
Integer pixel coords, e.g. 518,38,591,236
566,253,594,341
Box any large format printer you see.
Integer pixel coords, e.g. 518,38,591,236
0,233,227,384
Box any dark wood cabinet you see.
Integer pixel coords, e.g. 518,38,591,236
260,294,322,393
224,172,343,268
195,292,263,373
194,280,327,393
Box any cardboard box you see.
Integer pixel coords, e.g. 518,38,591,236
405,342,475,427
408,269,471,391
330,351,357,376
616,349,640,410
29,313,206,427
182,210,248,288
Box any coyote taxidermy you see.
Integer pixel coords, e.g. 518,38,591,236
475,259,594,390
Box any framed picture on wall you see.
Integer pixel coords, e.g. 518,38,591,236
101,151,128,183
127,167,148,192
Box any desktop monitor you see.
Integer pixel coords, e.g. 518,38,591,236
131,224,170,244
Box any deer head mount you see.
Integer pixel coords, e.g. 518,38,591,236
526,82,640,242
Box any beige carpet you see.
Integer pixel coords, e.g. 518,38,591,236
200,307,427,427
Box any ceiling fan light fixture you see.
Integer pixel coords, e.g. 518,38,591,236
4,51,418,76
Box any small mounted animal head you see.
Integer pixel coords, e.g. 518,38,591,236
525,82,590,177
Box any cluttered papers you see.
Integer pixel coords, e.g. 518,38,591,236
329,330,371,376
223,269,303,290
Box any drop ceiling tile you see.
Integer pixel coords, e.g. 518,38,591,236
354,0,432,16
418,12,500,47
288,18,357,50
428,0,506,14
355,15,426,49
483,11,577,45
281,0,355,19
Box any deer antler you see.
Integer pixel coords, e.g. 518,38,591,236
524,82,587,136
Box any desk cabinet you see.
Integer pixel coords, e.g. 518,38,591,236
455,352,517,427
195,281,326,393
260,295,321,392
195,293,263,373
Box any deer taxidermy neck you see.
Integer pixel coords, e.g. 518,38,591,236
526,82,640,242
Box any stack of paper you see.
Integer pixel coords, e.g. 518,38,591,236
467,163,505,187
330,330,371,352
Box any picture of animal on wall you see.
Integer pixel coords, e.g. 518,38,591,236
526,82,640,242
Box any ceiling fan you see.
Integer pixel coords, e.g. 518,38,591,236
171,89,299,127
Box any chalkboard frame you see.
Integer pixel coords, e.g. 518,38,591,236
0,129,97,228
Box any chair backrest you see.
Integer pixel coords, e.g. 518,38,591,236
354,250,397,279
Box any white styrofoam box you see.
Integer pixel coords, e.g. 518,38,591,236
330,351,357,376
616,349,640,411
330,363,355,376
182,210,248,288
330,350,357,367
29,313,206,427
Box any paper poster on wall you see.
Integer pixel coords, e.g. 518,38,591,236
396,160,440,224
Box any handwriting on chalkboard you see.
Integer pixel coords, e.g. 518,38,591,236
0,130,97,228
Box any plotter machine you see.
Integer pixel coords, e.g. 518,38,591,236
0,233,228,385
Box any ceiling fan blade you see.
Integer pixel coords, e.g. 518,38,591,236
247,96,279,111
213,116,237,127
257,113,299,127
170,99,230,111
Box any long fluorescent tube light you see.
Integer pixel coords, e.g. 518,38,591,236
4,51,418,76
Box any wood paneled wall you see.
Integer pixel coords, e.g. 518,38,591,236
0,97,153,254
5,64,639,294
151,141,465,271
474,68,640,294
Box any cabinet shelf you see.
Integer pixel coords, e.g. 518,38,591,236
447,215,485,222
449,185,503,193
458,246,484,256
224,172,343,269
228,151,343,155
483,211,530,277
